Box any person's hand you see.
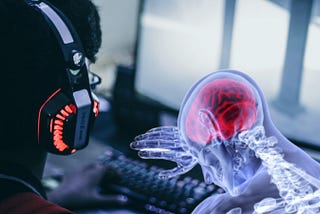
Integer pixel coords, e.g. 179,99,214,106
130,126,197,178
47,163,129,211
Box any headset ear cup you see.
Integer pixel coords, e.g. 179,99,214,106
27,0,99,155
38,90,78,155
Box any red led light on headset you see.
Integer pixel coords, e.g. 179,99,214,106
38,88,62,143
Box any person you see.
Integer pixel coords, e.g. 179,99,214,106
131,69,320,213
0,0,127,213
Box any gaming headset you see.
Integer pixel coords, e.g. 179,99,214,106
25,0,100,155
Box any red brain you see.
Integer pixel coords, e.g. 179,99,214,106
185,78,258,144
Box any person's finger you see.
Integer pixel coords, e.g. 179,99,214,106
78,163,101,173
93,193,130,206
92,164,120,182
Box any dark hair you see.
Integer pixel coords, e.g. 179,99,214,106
0,0,102,147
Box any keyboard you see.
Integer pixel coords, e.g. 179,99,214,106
98,147,224,214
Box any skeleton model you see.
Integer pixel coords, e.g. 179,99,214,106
130,70,320,213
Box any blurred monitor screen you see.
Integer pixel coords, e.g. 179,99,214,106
134,0,320,148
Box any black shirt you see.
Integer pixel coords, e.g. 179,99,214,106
0,161,47,202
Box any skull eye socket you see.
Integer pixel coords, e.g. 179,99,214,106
222,105,240,123
218,104,241,140
221,103,257,137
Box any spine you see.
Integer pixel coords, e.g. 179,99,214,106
239,126,320,213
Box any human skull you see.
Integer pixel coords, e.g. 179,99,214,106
178,70,264,195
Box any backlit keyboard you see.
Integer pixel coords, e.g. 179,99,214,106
98,147,224,214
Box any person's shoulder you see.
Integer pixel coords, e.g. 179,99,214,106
0,192,74,214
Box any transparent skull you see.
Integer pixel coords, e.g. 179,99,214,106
177,71,264,195
131,70,267,196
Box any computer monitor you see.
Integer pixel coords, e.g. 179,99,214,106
133,0,320,150
135,0,223,111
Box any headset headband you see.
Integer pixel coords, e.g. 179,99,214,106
25,0,85,70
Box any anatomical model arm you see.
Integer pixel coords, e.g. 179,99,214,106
130,69,320,213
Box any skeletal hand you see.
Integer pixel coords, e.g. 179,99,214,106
130,126,197,178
